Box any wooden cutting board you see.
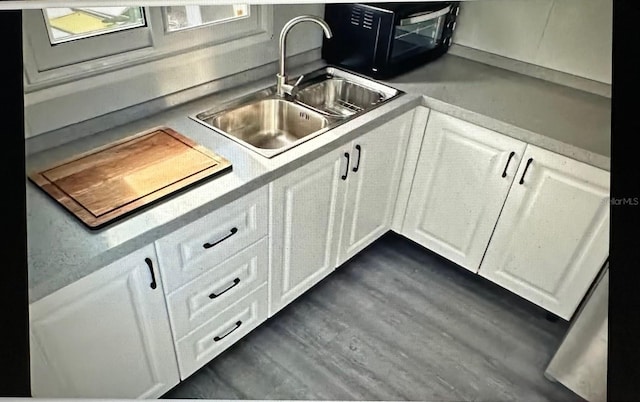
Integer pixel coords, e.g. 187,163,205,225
29,127,232,230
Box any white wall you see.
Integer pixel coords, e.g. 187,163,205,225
453,0,612,84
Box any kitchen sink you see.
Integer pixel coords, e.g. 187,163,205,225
294,78,384,117
292,66,401,118
200,98,329,153
191,66,402,158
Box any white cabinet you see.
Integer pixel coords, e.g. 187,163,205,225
269,148,349,316
29,187,270,397
156,187,270,380
336,111,413,265
478,144,610,320
400,111,609,319
269,110,415,316
29,245,180,399
402,111,527,272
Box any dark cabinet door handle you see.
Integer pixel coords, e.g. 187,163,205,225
145,258,157,290
203,227,238,249
519,158,534,184
501,151,516,178
209,278,240,299
342,152,350,180
214,320,242,342
352,145,362,172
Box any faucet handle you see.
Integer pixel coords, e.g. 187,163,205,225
289,75,305,97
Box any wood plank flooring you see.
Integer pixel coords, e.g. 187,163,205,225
163,232,582,401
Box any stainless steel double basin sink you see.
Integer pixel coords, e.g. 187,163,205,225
190,67,403,158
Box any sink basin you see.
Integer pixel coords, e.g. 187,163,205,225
295,78,384,117
190,66,403,158
195,97,329,158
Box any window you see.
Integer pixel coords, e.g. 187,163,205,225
147,5,266,55
164,5,249,32
23,5,272,89
23,4,326,140
24,8,153,72
43,7,146,44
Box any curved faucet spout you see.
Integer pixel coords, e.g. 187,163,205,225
277,15,333,97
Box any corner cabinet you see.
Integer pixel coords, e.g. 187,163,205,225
399,112,609,320
269,110,414,316
29,245,180,398
402,111,527,272
478,144,610,320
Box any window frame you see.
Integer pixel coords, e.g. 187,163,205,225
24,7,154,73
42,7,148,45
23,5,272,92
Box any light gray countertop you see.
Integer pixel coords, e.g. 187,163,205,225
26,54,611,303
383,54,610,170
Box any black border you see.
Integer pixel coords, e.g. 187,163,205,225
0,8,30,397
608,1,640,400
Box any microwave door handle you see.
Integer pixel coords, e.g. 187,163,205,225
399,5,452,26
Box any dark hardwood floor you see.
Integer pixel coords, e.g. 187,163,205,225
163,232,582,401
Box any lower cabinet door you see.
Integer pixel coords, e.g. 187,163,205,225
478,145,610,320
269,149,348,316
336,110,413,266
403,111,527,272
29,245,180,398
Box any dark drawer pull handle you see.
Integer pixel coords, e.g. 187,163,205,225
214,321,242,342
519,158,534,185
342,152,350,180
145,258,157,290
209,278,240,299
203,227,238,249
352,145,362,172
501,151,516,178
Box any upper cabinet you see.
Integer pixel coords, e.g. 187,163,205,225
402,111,527,272
478,144,610,320
29,245,180,398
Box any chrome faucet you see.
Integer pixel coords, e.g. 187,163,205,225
276,15,333,97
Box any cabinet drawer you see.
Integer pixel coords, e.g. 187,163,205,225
156,187,268,293
175,284,268,380
167,237,268,340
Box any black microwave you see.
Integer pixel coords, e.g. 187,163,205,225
322,2,460,79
